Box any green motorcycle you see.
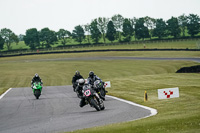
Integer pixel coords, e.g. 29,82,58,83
32,82,42,99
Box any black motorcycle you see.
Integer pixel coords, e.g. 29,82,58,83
82,84,105,111
75,86,83,99
72,79,79,92
94,80,107,100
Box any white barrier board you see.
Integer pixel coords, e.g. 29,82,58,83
104,81,111,88
158,87,179,99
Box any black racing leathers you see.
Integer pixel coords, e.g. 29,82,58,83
87,75,106,100
72,75,83,91
80,97,86,107
75,85,83,98
87,75,101,85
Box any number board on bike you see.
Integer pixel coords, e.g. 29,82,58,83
84,89,91,97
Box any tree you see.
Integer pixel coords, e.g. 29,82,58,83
0,35,4,50
0,28,18,50
153,19,167,39
84,23,91,44
18,34,24,41
24,28,40,49
144,16,156,39
122,18,134,42
10,33,19,45
57,29,71,46
111,14,124,42
106,21,116,43
90,19,101,44
72,25,85,44
129,17,137,40
178,14,188,37
96,17,109,43
39,28,57,48
167,17,181,38
135,18,149,40
187,14,200,37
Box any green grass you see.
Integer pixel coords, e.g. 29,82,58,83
0,52,200,133
1,51,200,63
3,41,29,50
2,39,200,52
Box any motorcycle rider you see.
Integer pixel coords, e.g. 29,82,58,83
72,71,84,92
80,84,103,108
87,71,107,100
87,71,101,85
31,73,43,89
75,78,85,98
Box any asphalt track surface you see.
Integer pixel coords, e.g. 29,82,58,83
0,86,155,133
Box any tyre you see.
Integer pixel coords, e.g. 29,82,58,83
99,99,105,110
34,90,41,99
90,98,100,111
100,89,105,97
100,89,105,100
101,106,105,110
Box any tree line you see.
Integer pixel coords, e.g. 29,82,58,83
0,13,200,50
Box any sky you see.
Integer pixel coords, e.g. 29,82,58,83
0,0,200,35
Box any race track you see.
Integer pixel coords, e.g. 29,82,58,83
1,57,199,133
0,86,156,133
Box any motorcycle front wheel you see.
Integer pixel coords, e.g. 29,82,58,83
34,90,41,99
90,98,101,111
100,88,105,97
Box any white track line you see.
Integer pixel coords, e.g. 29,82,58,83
107,95,157,119
0,88,12,100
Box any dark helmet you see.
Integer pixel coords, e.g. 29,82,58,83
78,78,85,87
35,73,39,77
89,71,94,78
75,71,80,76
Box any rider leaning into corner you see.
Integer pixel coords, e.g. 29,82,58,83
79,83,92,107
72,71,84,91
79,71,99,108
87,71,107,100
87,71,101,85
74,71,107,107
31,73,43,89
75,78,85,97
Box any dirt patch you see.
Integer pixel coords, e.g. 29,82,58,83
176,65,200,73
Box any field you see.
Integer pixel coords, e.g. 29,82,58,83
0,49,200,132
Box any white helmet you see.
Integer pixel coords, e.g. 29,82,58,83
78,78,85,87
35,73,39,77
